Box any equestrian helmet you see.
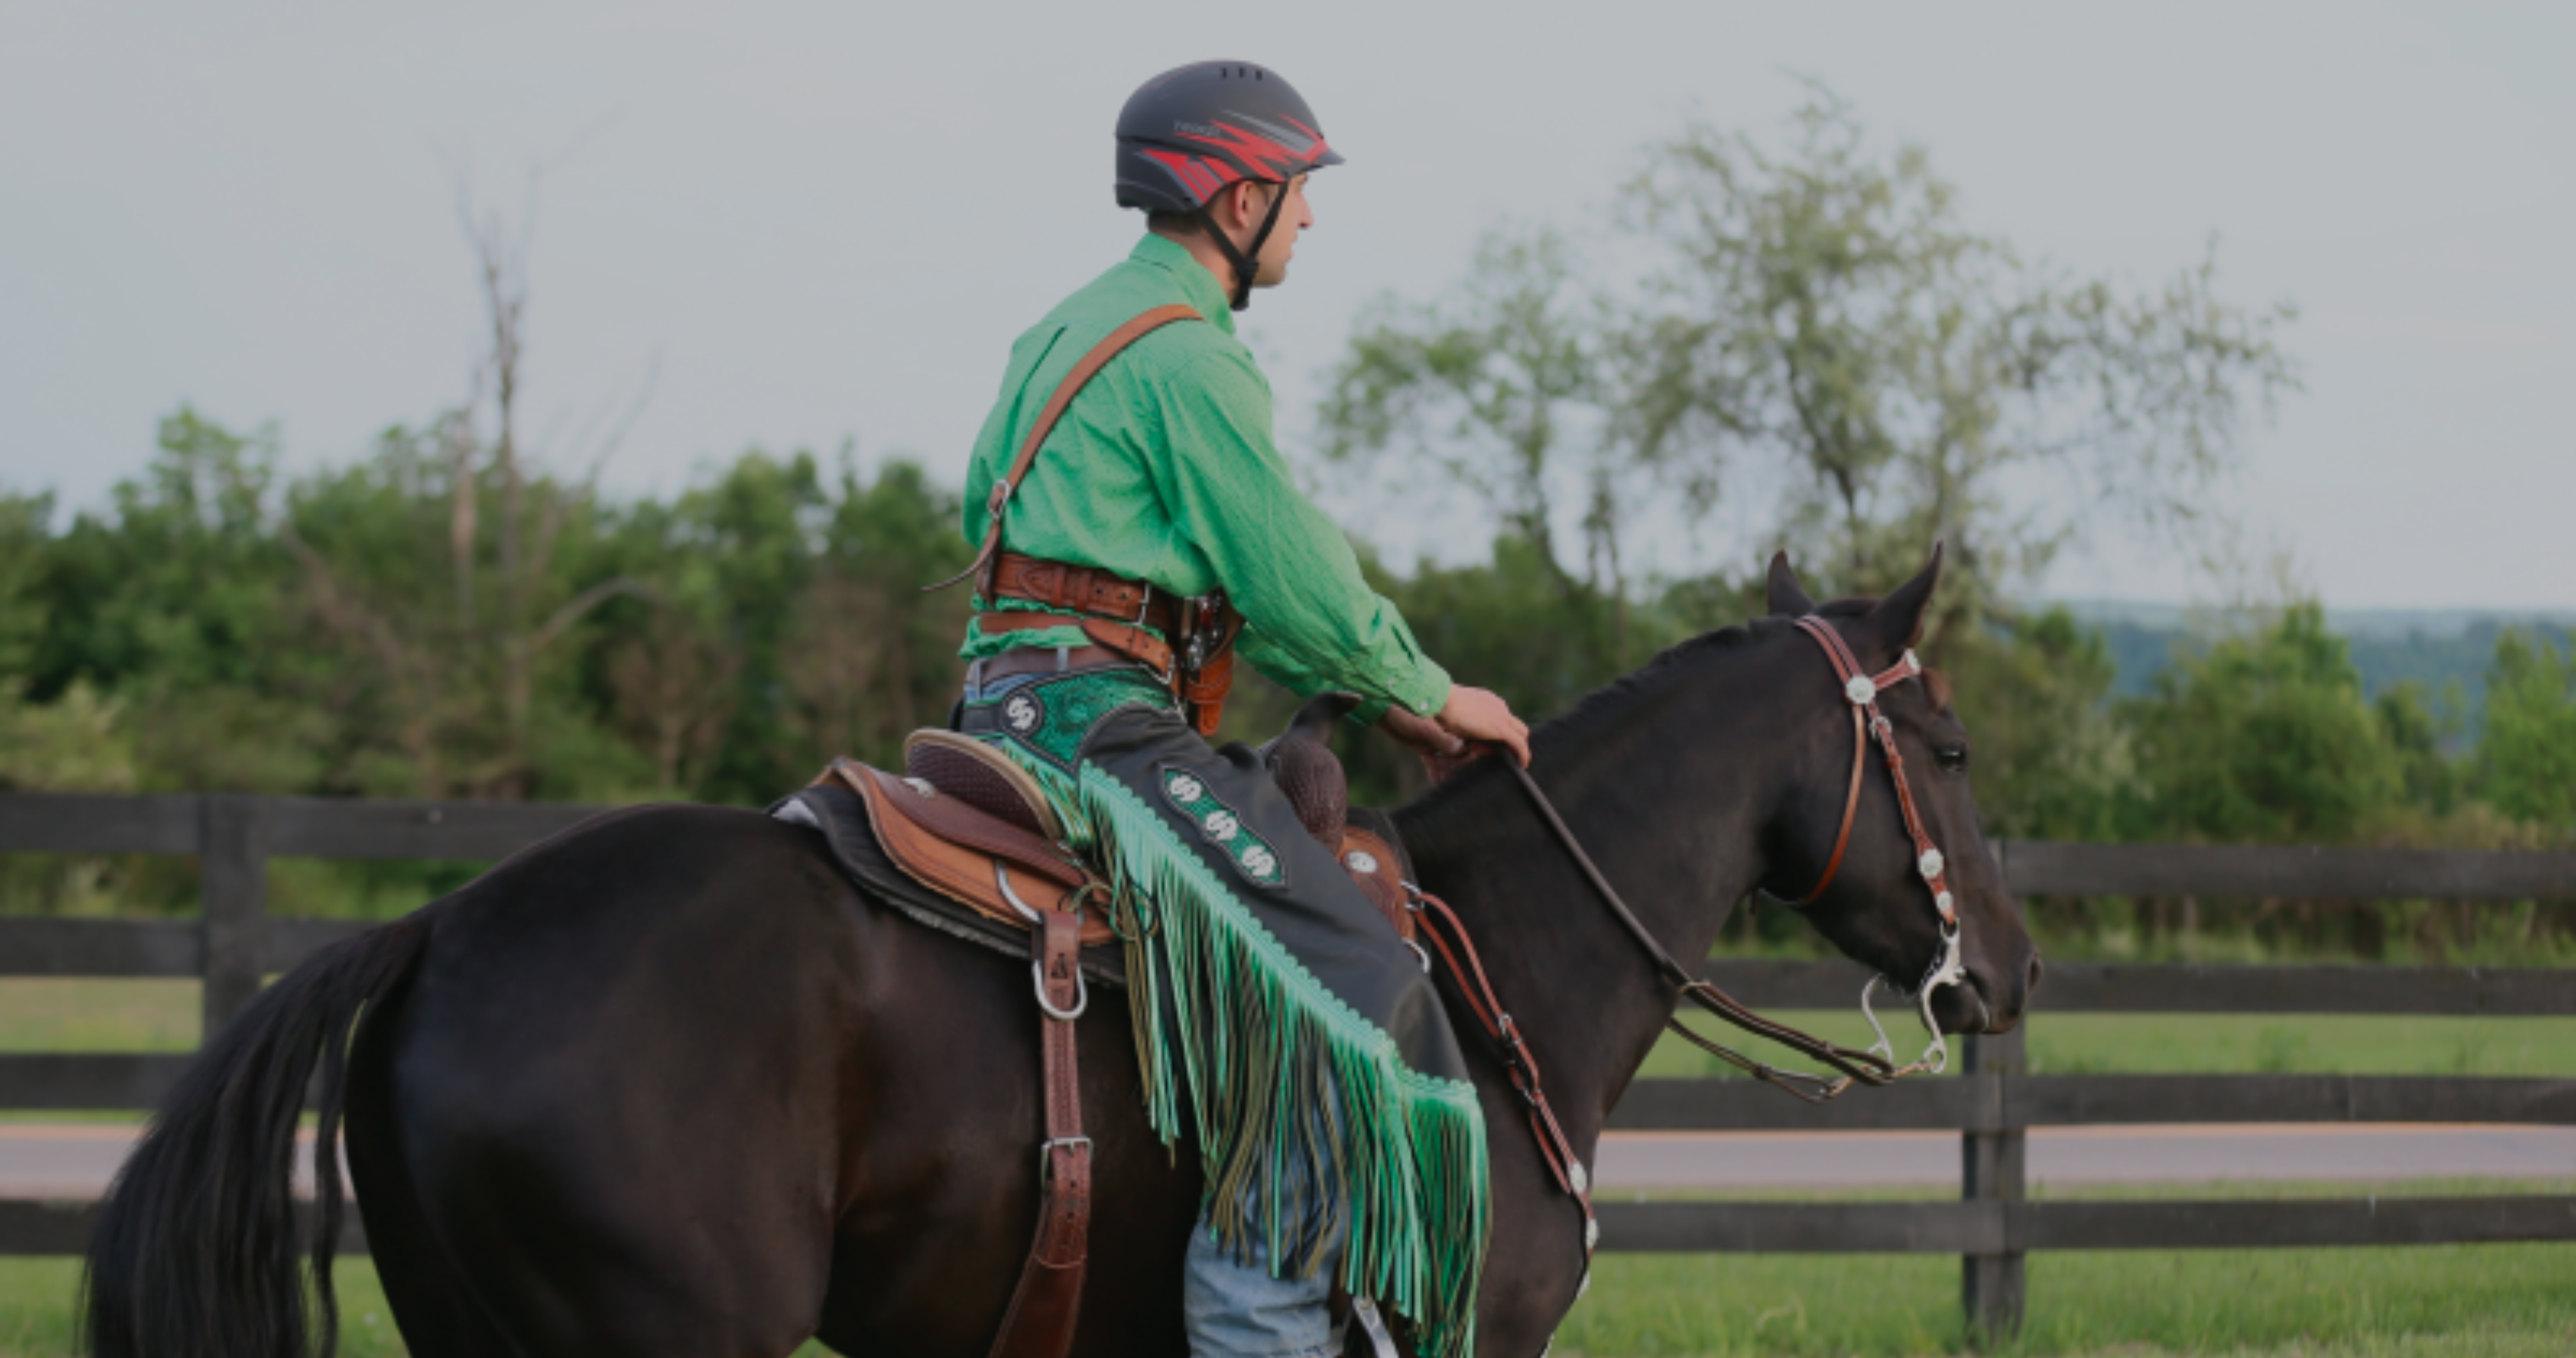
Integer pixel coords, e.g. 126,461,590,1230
1114,60,1343,216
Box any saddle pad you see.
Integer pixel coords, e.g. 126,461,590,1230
774,785,1131,987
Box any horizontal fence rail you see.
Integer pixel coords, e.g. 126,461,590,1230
1596,1195,2576,1254
4,790,2573,1339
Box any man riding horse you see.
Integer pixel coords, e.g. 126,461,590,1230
945,58,1526,1358
76,57,2044,1358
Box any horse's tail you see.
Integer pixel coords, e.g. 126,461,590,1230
80,911,434,1358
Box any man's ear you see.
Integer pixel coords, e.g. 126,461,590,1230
1864,543,1945,656
1765,551,1818,618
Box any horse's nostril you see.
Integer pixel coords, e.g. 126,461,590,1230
2026,952,2045,996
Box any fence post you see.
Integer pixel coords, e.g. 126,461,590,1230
1960,888,2029,1348
199,795,270,1039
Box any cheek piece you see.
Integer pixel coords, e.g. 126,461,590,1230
1760,615,1970,1076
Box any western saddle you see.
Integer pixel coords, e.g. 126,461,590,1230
796,698,1413,1358
809,704,1416,951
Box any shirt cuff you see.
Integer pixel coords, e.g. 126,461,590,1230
1352,662,1452,729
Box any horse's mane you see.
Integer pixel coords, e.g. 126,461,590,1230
1404,595,1933,819
1535,596,1880,743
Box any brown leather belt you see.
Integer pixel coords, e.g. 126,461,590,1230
990,552,1187,637
974,643,1145,685
978,612,1175,677
978,551,1241,737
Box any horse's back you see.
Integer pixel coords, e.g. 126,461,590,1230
347,802,1196,1357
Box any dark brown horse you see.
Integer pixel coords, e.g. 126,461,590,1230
81,550,2038,1358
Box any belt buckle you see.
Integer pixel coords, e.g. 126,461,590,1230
1130,582,1155,628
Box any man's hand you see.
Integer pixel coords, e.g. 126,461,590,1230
1380,685,1531,775
1438,685,1531,767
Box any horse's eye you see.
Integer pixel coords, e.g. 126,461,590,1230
1936,744,1970,773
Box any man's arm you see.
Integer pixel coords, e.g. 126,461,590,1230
1149,349,1452,725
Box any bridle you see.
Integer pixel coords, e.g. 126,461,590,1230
1757,615,1970,1083
1404,612,1975,1271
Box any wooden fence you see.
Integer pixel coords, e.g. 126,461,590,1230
4,792,2575,1341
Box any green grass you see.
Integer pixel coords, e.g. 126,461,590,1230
1555,1243,2576,1357
1,1237,2567,1357
0,1260,407,1358
1638,1012,2576,1081
0,981,196,1054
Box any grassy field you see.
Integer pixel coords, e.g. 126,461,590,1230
1636,1011,2576,1081
2,1232,2568,1357
1555,1242,2576,1357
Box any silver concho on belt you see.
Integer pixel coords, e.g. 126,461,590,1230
1003,690,1044,736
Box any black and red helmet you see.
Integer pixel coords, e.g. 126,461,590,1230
1115,60,1343,216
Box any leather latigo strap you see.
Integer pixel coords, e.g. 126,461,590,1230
929,304,1205,595
987,907,1091,1358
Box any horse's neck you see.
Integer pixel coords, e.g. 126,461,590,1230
1395,638,1789,1150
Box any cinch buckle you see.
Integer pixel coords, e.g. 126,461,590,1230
1039,1135,1092,1178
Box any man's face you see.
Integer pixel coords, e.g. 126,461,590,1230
1233,174,1313,289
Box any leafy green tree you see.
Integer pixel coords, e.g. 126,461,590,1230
1945,607,2135,842
0,489,48,680
1321,233,1608,586
2124,604,2402,844
1322,84,2298,675
2375,680,2464,817
26,411,326,792
1617,84,2297,649
2476,630,2576,832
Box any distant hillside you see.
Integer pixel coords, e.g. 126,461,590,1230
2053,601,2576,731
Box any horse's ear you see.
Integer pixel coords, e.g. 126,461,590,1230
1865,542,1945,653
1765,551,1817,617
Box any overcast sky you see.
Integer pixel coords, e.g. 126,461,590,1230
4,1,2569,609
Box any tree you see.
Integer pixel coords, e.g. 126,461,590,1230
2477,630,2576,832
2124,604,2402,845
1619,85,2298,650
1943,607,2133,842
24,412,328,792
284,199,646,799
1322,84,2299,671
1321,232,1607,585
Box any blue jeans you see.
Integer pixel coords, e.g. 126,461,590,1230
1182,1208,1341,1358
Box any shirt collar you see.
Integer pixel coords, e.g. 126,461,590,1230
1129,233,1237,334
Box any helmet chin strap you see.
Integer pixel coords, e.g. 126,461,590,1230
1196,180,1290,312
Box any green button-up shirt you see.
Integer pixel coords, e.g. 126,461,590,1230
960,234,1452,725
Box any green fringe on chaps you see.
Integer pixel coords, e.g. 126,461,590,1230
999,745,1489,1357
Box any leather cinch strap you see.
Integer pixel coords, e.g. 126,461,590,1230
930,304,1206,595
987,907,1091,1358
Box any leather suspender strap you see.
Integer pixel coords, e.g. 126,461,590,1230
987,907,1091,1358
930,304,1206,594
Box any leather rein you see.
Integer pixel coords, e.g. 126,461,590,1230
1402,615,1973,1268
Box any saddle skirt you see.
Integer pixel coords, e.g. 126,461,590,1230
788,719,1417,960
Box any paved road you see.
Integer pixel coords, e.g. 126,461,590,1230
3,1123,2570,1198
1595,1124,2576,1190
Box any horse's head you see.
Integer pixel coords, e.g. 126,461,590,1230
1757,546,2041,1036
